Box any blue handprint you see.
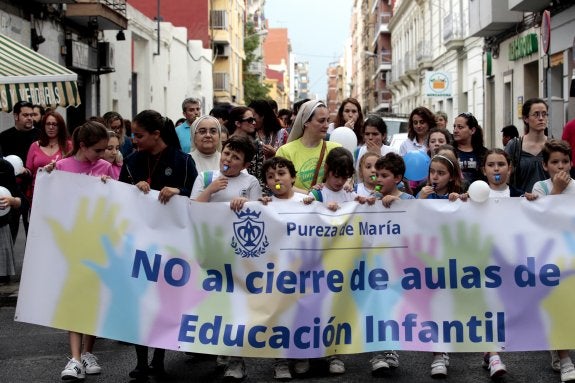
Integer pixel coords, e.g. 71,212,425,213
83,235,156,343
351,251,402,351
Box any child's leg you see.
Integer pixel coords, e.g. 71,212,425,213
129,345,150,379
68,331,82,361
82,334,96,354
80,335,101,375
135,345,149,369
150,348,165,369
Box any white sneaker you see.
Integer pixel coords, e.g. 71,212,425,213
488,358,507,378
223,357,246,380
328,356,345,374
293,359,310,375
81,352,101,375
61,358,85,380
561,362,575,382
442,352,450,367
273,360,292,380
384,351,400,368
431,357,447,378
370,354,389,374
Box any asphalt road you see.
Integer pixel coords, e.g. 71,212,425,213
0,305,567,383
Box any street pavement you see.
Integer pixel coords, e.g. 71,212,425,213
0,225,568,382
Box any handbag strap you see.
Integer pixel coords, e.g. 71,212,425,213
311,140,327,187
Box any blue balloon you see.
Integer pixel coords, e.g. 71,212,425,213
404,150,430,181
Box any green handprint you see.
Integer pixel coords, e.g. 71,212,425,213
48,197,128,332
191,222,236,320
440,222,494,351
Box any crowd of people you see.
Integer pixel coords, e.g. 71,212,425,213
0,96,575,382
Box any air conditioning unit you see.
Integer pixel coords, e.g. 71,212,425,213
215,44,230,58
98,42,115,73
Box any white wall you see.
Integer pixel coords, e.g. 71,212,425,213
98,4,213,122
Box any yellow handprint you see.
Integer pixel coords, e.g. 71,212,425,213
48,197,128,332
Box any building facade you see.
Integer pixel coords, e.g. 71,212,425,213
388,0,486,139
472,0,575,142
263,27,291,108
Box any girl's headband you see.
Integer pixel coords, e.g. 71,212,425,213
432,154,454,169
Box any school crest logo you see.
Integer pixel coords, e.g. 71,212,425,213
231,208,269,258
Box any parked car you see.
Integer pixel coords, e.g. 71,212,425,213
380,114,409,146
389,133,408,153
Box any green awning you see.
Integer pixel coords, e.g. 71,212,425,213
0,33,81,113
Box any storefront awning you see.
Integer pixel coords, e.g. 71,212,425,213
0,34,81,113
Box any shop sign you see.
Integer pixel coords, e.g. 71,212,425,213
509,33,538,61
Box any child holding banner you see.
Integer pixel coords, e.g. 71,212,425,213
308,147,370,211
532,140,575,197
373,152,415,208
307,147,367,375
529,140,575,382
44,120,112,380
354,151,380,198
482,148,534,199
191,135,262,381
415,151,465,377
258,156,310,380
417,152,465,201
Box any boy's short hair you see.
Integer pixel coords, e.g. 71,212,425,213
374,152,406,178
263,156,297,178
323,147,354,180
501,125,519,138
542,139,572,163
222,135,256,164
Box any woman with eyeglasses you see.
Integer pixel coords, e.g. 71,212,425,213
189,115,222,173
452,112,488,187
228,106,266,190
103,111,134,158
249,100,288,160
505,98,549,193
25,110,71,204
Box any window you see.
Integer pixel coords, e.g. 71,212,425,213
211,10,227,29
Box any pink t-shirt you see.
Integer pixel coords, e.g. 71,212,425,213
26,142,66,177
55,156,115,177
26,141,71,199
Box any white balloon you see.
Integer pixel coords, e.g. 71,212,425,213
4,155,24,175
0,186,11,217
468,180,491,203
330,126,357,154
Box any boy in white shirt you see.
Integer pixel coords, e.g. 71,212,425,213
532,139,575,196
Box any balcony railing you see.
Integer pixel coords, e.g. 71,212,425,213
416,41,432,61
443,13,465,50
404,51,416,72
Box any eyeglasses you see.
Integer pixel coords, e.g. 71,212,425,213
241,117,256,124
45,122,59,127
529,111,548,119
196,128,219,136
